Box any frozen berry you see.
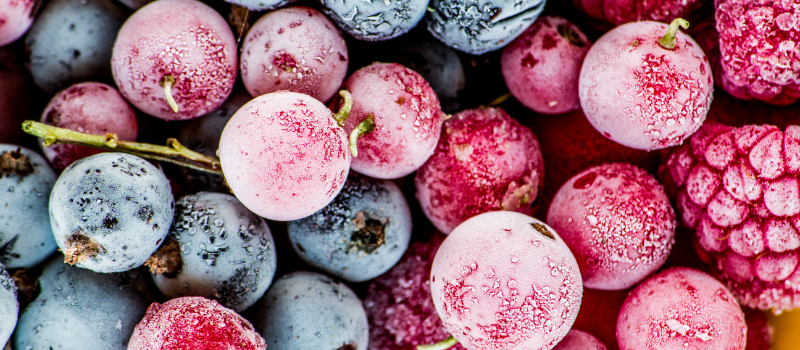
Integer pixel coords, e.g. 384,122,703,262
547,163,676,290
574,0,703,26
0,263,16,346
661,121,800,312
553,330,607,350
744,308,773,350
579,19,713,150
0,0,36,46
502,16,591,115
343,62,446,179
240,6,348,103
430,211,583,350
415,107,544,234
39,82,138,172
128,296,266,350
616,267,747,350
392,39,465,113
320,0,427,41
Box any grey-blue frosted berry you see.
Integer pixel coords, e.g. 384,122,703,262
321,0,428,41
0,263,17,346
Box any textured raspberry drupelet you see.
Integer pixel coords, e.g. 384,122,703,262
363,234,466,350
661,121,800,312
552,330,607,350
716,0,800,105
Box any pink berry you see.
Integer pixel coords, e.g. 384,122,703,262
415,107,544,234
111,0,237,121
616,267,747,350
547,163,676,290
553,330,607,350
363,234,466,350
39,82,138,172
0,0,36,46
743,308,773,350
661,121,800,312
240,6,348,103
343,62,446,179
574,0,703,26
578,20,713,150
716,0,800,104
218,91,350,221
501,16,591,115
430,211,583,350
128,296,266,350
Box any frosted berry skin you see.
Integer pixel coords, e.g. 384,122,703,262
240,7,348,103
49,152,174,273
426,0,546,55
573,0,703,26
224,0,297,11
363,234,466,350
552,330,607,350
393,40,465,113
661,122,800,312
616,267,747,350
716,0,800,104
151,192,276,313
501,16,591,115
128,296,266,350
111,0,237,121
578,20,713,151
40,82,138,172
0,0,36,46
0,145,58,269
287,173,412,282
343,62,446,179
218,91,350,221
0,264,17,346
248,271,369,350
547,163,676,290
320,0,427,41
415,107,544,234
743,308,772,350
430,211,583,350
13,257,152,350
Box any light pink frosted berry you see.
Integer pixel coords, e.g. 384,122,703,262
662,121,800,312
579,20,713,150
430,211,583,350
0,0,36,46
552,330,607,350
616,267,747,350
547,163,676,290
128,296,266,350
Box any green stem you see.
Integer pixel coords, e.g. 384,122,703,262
22,121,222,175
161,74,179,113
658,18,689,50
417,335,458,350
488,92,511,107
332,90,353,127
349,114,375,157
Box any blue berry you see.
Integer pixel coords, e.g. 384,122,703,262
49,152,174,273
224,0,298,11
393,39,465,113
0,144,58,269
287,173,412,282
321,0,428,41
0,263,17,346
149,192,277,312
12,257,152,350
248,271,369,350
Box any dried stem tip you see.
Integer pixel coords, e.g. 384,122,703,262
64,232,103,265
0,148,34,179
144,238,183,277
658,18,690,50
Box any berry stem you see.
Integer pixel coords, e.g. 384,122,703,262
21,120,223,175
658,18,689,50
161,74,180,113
332,90,353,127
349,114,375,157
417,335,458,350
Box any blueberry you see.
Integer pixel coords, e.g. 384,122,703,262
287,173,412,282
49,152,174,273
0,144,58,269
12,257,153,350
0,263,17,346
426,0,546,55
248,271,369,350
393,39,465,113
224,0,298,11
149,192,277,313
321,0,428,41
25,0,128,93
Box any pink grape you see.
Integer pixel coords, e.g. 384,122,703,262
343,62,446,179
0,0,36,46
430,211,582,350
240,6,348,103
111,0,237,121
40,82,138,172
218,91,350,221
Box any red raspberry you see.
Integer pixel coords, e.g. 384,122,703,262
661,121,800,312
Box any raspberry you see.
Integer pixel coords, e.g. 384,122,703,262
716,0,800,105
661,121,800,312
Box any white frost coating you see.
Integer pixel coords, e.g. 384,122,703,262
49,152,174,273
321,0,427,40
665,319,690,336
0,265,17,346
